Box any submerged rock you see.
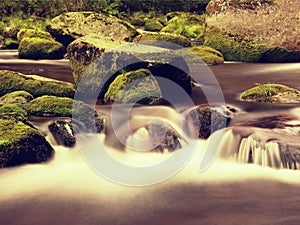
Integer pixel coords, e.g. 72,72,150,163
0,70,75,98
26,95,104,133
240,84,300,103
185,105,236,139
0,113,54,168
46,12,137,46
48,119,76,147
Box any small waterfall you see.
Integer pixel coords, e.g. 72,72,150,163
208,127,300,170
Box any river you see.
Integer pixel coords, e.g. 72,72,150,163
0,50,300,225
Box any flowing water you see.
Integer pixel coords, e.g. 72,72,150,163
1,50,300,225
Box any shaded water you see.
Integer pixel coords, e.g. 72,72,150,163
1,50,300,224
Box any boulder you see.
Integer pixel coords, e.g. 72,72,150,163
204,26,300,63
184,105,236,139
26,95,104,133
133,32,191,49
0,113,54,168
68,36,192,100
17,28,53,41
0,91,33,105
0,70,75,98
205,0,300,60
104,68,161,104
48,119,76,147
0,103,27,118
240,84,300,103
18,37,66,59
46,12,138,46
180,45,224,65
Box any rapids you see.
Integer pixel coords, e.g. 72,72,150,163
1,50,300,225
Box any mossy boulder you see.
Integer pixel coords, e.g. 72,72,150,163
0,103,27,118
205,0,300,55
4,38,19,49
48,120,76,147
68,37,192,100
0,91,33,105
104,69,161,104
133,32,191,49
26,96,104,132
180,45,224,65
0,113,54,168
185,105,236,139
46,12,137,46
17,28,53,41
161,13,206,39
240,84,300,103
0,70,75,98
144,19,164,32
18,37,66,59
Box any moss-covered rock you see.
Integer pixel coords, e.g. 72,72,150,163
0,70,75,98
4,38,19,49
0,91,33,105
240,84,300,103
180,45,224,65
204,26,269,62
205,0,300,54
0,113,54,168
68,37,192,99
46,12,137,46
17,28,52,41
144,19,164,32
105,69,161,104
18,37,66,59
161,13,206,39
48,119,76,147
26,96,104,132
133,32,191,49
185,105,236,139
0,103,27,118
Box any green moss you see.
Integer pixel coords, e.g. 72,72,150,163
183,45,224,65
0,91,33,104
4,38,19,49
105,69,161,104
134,32,191,49
26,96,104,132
144,19,164,32
18,37,66,59
161,13,206,39
240,84,300,103
0,103,27,117
0,113,54,168
17,28,52,41
0,70,75,98
204,26,269,62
